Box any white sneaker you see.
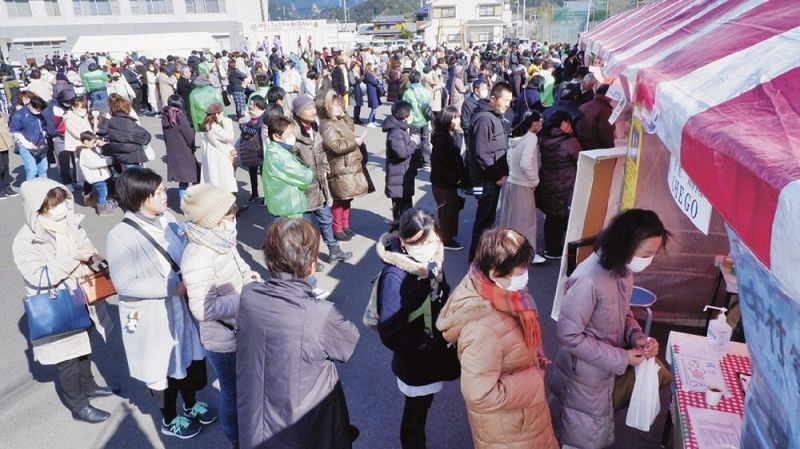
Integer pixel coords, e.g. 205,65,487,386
532,254,547,265
64,183,75,192
313,288,331,300
366,122,378,128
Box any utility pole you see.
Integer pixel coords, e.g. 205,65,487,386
343,0,348,24
585,0,593,32
522,0,526,38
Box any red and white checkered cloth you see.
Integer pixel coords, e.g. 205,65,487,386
672,344,752,449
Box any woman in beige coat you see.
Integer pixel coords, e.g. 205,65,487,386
437,228,558,449
13,179,115,423
157,65,178,110
180,183,261,448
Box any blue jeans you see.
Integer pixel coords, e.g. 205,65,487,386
88,89,108,109
92,181,108,207
178,182,189,201
367,108,377,123
272,71,280,87
304,207,337,247
18,146,48,181
207,351,238,443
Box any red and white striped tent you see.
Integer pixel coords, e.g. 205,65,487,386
580,0,800,299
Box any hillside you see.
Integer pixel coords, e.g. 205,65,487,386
317,0,419,23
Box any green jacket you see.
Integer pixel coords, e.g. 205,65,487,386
402,83,431,127
189,84,224,131
81,69,108,93
262,140,313,218
540,71,556,108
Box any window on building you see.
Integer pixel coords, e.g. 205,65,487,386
446,34,460,43
130,0,173,14
470,31,493,42
432,7,455,19
72,0,120,15
477,4,501,17
44,0,60,15
184,0,225,13
5,0,32,17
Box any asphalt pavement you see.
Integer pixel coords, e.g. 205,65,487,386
0,103,674,449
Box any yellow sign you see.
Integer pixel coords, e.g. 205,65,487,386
621,115,643,210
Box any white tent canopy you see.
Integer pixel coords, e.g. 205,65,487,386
71,32,220,58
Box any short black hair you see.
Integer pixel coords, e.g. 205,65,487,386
249,95,267,111
167,94,184,110
29,97,47,111
595,209,671,277
79,130,96,142
396,207,440,247
115,168,163,212
408,70,422,84
433,105,459,135
262,103,286,126
391,100,412,120
256,72,270,88
472,77,488,91
490,81,512,99
596,83,610,96
267,115,293,141
29,69,41,79
267,86,285,104
547,110,573,129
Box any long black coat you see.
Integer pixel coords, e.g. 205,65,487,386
364,73,381,109
106,113,151,164
430,130,464,189
161,107,198,183
382,115,418,199
386,69,401,103
332,67,347,96
538,128,582,217
349,72,364,106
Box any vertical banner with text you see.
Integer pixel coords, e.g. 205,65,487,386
621,115,643,210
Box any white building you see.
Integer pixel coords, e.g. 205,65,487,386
0,0,265,63
422,0,511,48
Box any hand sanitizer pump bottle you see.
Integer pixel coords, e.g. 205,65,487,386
703,305,732,356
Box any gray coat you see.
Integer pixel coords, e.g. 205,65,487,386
547,252,645,449
106,211,204,390
237,272,359,449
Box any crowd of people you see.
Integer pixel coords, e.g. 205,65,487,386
5,38,664,449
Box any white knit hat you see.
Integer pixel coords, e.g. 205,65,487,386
181,183,235,228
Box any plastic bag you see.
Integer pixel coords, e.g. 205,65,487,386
144,144,156,162
625,357,661,431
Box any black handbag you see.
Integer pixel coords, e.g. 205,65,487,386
24,267,91,340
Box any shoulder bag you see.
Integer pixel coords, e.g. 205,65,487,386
77,260,117,305
24,267,91,340
122,218,237,334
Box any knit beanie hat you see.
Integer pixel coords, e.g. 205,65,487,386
292,94,315,116
181,184,235,229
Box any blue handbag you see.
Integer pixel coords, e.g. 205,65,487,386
23,267,91,341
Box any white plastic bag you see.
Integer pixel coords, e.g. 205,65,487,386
626,357,661,431
144,144,156,162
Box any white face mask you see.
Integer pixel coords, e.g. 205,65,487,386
627,256,654,273
282,134,297,147
478,88,489,99
501,270,529,292
47,202,69,221
405,242,438,263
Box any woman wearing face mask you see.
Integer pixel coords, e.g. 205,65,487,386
13,179,116,423
198,102,238,195
261,115,313,219
63,96,96,202
180,183,262,449
106,169,212,439
437,228,558,449
382,100,420,222
376,207,459,449
547,209,669,449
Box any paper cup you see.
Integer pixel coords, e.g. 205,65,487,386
706,384,723,407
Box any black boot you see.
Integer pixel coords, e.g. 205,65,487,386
328,245,353,262
333,231,352,241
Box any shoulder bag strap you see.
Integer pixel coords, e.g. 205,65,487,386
122,217,181,276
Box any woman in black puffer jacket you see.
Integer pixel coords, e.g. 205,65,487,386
538,110,581,258
383,101,420,221
105,96,152,170
430,106,465,250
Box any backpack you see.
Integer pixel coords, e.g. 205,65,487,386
362,271,434,334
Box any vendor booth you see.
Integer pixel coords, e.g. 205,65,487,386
553,0,800,448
